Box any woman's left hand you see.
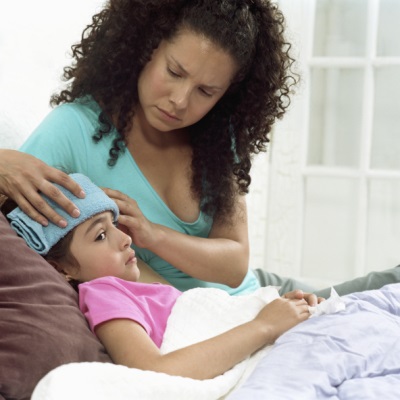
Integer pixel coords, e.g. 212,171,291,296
103,187,159,249
282,290,325,307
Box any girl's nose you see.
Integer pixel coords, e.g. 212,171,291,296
119,229,132,249
124,234,132,248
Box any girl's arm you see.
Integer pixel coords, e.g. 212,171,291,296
95,297,309,380
106,188,249,288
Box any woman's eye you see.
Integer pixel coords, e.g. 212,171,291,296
168,68,180,78
95,232,106,241
199,88,212,97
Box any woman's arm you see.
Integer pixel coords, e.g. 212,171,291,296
106,188,249,288
0,149,85,226
96,297,309,380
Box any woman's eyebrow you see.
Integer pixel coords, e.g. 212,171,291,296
170,56,223,91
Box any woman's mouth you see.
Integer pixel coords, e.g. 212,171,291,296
157,107,180,121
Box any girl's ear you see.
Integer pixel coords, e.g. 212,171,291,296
46,259,77,282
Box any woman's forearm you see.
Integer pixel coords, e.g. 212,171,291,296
137,258,172,285
110,189,250,287
146,224,249,287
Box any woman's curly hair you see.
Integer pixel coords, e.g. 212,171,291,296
51,0,298,223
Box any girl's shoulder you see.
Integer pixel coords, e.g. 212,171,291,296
81,276,181,297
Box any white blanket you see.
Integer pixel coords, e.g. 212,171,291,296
32,287,280,400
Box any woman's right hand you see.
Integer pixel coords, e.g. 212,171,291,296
255,297,310,343
0,149,85,227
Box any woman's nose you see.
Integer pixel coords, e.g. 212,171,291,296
169,84,190,109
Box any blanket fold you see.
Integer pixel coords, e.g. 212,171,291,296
31,286,346,400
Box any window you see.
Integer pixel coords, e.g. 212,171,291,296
248,0,400,286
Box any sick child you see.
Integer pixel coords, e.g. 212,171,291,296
8,173,317,380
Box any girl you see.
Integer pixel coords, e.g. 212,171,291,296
8,173,316,380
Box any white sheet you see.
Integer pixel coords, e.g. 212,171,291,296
32,287,280,400
32,286,344,400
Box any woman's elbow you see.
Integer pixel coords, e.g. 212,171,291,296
226,265,249,288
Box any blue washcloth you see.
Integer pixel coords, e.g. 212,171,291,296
7,173,119,255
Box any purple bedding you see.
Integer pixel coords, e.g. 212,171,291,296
228,283,400,400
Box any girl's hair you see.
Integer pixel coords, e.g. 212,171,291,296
51,0,298,223
45,231,81,292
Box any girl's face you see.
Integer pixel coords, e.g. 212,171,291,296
137,29,238,132
65,211,140,283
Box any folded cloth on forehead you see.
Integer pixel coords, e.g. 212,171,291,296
7,173,119,255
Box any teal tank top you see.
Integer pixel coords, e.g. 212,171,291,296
20,97,260,295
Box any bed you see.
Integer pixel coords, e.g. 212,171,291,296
31,283,400,400
1,208,400,400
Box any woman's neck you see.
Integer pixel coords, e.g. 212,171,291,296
127,105,189,149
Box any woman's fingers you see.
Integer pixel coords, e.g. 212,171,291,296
102,187,129,202
0,150,85,226
103,188,140,216
36,172,85,224
12,180,83,227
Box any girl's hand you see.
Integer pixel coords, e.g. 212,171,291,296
103,188,158,249
255,297,310,342
282,289,325,307
0,150,85,227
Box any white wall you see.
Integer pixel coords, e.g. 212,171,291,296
0,0,104,147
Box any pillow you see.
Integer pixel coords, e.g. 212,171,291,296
0,212,111,400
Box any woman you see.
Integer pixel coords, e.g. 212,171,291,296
0,0,398,297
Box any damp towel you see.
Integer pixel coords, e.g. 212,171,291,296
7,173,119,255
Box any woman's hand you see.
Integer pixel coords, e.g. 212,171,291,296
104,187,159,249
0,149,85,227
282,289,325,307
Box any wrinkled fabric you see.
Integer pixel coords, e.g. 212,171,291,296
228,283,400,400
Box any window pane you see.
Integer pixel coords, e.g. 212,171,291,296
313,0,367,57
302,177,358,282
371,66,400,170
377,0,400,56
367,180,400,270
308,68,363,167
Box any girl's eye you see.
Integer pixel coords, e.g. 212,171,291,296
95,232,106,241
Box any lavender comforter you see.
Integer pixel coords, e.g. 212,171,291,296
228,283,400,400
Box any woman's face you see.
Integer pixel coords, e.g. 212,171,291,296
64,211,140,283
137,29,238,131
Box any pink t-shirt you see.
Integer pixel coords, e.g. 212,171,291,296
79,276,182,347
